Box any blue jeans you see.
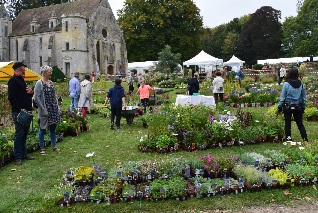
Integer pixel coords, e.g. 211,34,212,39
38,124,57,149
12,112,30,159
70,93,79,112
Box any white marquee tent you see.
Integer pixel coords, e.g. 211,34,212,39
183,50,223,77
183,50,223,66
128,61,158,74
223,55,245,71
257,56,318,65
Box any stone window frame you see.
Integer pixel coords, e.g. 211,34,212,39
39,37,42,50
65,21,68,32
65,42,69,50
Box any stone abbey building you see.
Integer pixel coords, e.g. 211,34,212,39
0,0,127,77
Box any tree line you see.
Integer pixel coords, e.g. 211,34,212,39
2,0,318,66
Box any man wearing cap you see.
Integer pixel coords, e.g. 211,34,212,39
8,62,35,165
69,72,81,112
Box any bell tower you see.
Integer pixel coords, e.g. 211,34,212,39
0,5,12,61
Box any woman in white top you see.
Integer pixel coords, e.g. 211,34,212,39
278,64,286,85
212,71,225,103
79,74,94,117
137,73,144,88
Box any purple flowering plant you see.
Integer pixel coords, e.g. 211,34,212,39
200,154,216,170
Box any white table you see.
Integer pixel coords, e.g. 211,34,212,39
175,95,215,106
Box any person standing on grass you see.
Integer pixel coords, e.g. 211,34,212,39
79,74,94,118
278,67,308,143
187,72,200,95
137,72,145,88
69,72,81,112
212,71,225,104
127,72,134,94
221,66,227,80
8,62,35,165
235,67,243,86
104,78,126,130
136,80,154,114
278,64,286,85
34,66,61,155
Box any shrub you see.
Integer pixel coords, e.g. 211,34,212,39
253,64,263,70
51,66,66,82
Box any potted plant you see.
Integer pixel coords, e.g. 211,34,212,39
155,134,177,153
74,166,95,186
304,107,318,121
285,164,315,186
233,164,262,192
268,168,290,188
149,179,167,202
167,177,187,200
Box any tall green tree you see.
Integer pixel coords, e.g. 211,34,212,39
237,6,282,65
282,0,318,56
157,45,181,76
201,15,249,61
117,0,203,62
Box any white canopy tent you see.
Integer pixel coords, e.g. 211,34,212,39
257,56,318,65
128,61,158,75
183,50,223,77
223,55,245,71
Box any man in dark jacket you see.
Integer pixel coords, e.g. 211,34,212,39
104,78,126,130
8,62,35,165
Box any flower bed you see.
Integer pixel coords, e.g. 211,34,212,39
138,105,284,153
52,141,318,206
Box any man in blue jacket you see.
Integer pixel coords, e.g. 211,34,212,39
69,72,81,112
104,78,126,130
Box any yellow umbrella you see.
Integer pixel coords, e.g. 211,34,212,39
0,61,41,81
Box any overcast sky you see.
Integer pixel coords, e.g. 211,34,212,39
108,0,299,28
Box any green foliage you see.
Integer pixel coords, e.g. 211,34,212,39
155,134,177,149
233,164,262,185
157,45,181,76
268,168,289,185
237,6,282,65
282,0,318,56
50,66,66,82
253,64,264,70
118,0,203,61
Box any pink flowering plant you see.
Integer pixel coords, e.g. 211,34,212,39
200,154,216,170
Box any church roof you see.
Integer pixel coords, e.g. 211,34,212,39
0,5,8,18
11,0,101,36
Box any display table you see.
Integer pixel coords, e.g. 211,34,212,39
175,95,215,106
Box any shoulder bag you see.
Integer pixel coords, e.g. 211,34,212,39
17,109,34,126
282,84,303,112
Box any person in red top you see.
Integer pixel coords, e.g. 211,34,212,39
136,80,154,113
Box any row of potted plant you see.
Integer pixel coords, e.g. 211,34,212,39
53,141,318,206
139,105,284,153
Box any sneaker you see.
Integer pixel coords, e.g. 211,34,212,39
23,155,35,160
116,126,120,131
110,123,114,130
285,136,292,142
15,159,22,165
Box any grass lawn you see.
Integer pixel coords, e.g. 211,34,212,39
0,85,317,212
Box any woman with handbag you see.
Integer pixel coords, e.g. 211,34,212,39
79,74,94,117
278,67,308,142
34,66,61,155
